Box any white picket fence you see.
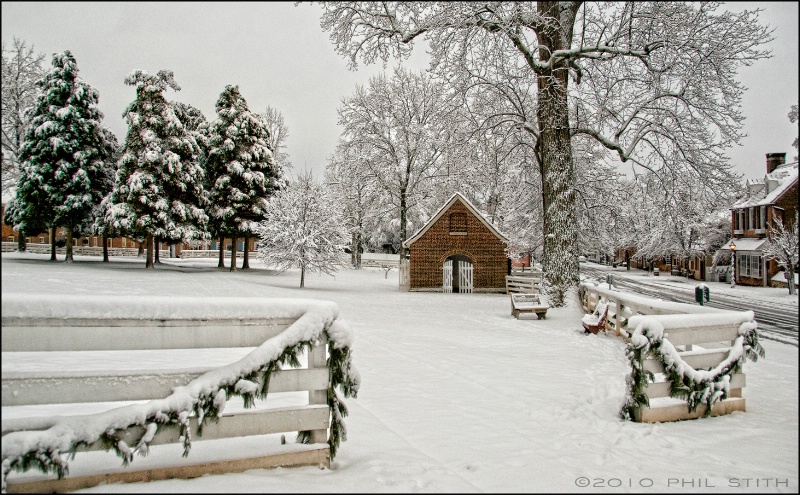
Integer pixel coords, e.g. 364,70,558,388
1,294,354,492
579,280,757,422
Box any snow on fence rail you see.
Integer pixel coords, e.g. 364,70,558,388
358,252,400,268
579,280,764,423
505,273,543,294
0,294,359,493
179,249,256,259
1,243,154,257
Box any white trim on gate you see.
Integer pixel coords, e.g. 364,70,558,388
458,260,473,293
443,259,453,293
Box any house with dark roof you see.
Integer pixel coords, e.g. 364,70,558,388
401,192,509,293
727,152,798,287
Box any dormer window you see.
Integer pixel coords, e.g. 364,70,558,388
449,212,467,235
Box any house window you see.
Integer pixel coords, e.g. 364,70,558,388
735,210,745,231
122,238,127,248
39,236,45,244
449,212,467,235
7,236,14,243
664,255,672,266
737,254,762,279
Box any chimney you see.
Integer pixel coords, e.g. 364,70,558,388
766,152,786,173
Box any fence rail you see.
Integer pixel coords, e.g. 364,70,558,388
505,273,543,294
1,243,165,257
1,294,355,492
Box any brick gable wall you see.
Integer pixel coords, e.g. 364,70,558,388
408,200,508,290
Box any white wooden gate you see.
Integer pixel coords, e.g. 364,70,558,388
458,260,473,293
443,259,453,293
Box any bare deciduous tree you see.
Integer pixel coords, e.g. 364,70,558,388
1,37,45,195
315,1,771,306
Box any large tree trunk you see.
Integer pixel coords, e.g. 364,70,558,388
535,1,579,307
154,237,160,264
102,235,109,262
137,241,144,257
65,227,74,263
399,186,408,259
300,264,305,288
49,227,57,261
229,236,237,272
145,233,154,268
17,229,26,252
242,235,250,269
218,235,225,268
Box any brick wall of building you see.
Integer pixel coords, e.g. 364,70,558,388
408,200,508,291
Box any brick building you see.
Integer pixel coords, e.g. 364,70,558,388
727,152,798,287
402,192,509,292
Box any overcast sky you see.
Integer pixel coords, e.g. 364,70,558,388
2,1,798,185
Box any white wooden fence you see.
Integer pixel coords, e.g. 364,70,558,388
505,272,543,294
180,249,257,259
1,243,154,257
579,280,757,423
1,294,355,493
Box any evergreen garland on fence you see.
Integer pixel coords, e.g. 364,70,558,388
1,325,359,491
619,319,764,421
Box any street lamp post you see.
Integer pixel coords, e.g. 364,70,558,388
729,241,737,288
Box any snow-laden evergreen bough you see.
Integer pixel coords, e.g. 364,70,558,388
9,50,117,262
619,312,764,421
0,302,360,492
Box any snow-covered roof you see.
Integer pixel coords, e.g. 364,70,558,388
732,161,798,209
722,237,767,253
402,192,508,248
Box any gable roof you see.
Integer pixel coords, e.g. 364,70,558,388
733,161,798,209
402,192,509,248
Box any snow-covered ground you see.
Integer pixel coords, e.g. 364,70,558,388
1,252,798,493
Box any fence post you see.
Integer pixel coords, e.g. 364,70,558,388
307,341,328,444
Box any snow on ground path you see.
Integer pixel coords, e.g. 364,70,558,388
1,253,797,493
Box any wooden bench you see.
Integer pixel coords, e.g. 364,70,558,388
1,294,358,493
511,293,549,319
581,301,608,334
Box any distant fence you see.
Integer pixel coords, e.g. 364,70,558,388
579,280,762,423
180,249,256,259
1,294,358,493
2,243,161,257
505,271,543,294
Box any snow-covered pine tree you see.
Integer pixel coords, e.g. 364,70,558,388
11,50,116,263
256,171,348,288
90,127,121,262
205,85,281,271
107,70,208,268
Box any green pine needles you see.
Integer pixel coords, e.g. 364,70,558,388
619,317,765,421
1,326,359,491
